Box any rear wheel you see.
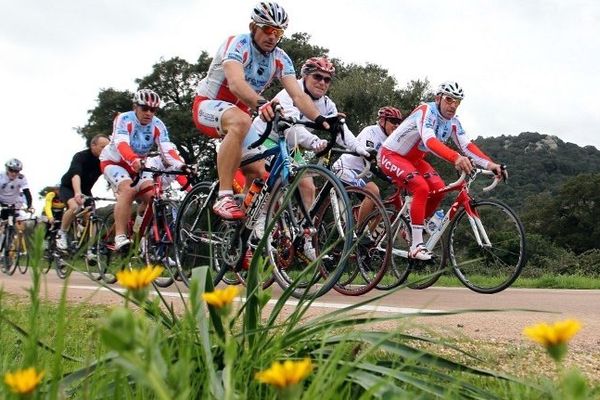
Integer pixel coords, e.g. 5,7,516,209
15,231,30,274
2,226,18,276
144,200,180,288
445,200,526,294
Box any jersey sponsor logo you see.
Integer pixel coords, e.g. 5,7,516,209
380,154,405,178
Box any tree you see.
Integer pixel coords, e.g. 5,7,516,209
77,88,132,142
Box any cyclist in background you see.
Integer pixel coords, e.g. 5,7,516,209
333,106,403,225
379,81,507,260
56,134,110,250
43,186,65,239
100,89,185,250
192,1,331,220
0,158,33,219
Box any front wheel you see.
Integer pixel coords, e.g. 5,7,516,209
444,199,526,294
2,226,18,276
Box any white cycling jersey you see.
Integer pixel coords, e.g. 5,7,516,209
0,172,29,206
250,78,362,151
333,123,387,172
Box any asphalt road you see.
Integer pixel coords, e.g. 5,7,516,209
1,271,599,350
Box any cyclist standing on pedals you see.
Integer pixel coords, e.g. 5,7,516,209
332,106,403,227
0,159,34,221
378,81,507,260
56,134,110,250
99,89,186,250
191,1,333,221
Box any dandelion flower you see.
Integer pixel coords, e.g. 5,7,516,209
202,286,240,308
116,265,164,290
255,358,313,388
523,319,582,361
4,367,44,395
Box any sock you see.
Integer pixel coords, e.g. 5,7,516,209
218,190,234,198
411,224,425,249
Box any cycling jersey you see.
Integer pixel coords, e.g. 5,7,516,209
44,191,65,220
196,33,295,113
100,111,182,174
0,172,29,206
333,123,387,175
250,78,362,152
381,101,491,168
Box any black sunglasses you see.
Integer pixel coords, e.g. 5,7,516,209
387,118,402,125
311,73,332,84
7,168,19,173
138,104,158,113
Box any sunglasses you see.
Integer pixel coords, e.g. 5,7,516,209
442,95,461,106
257,24,285,38
138,104,158,113
311,73,332,84
7,168,19,173
387,118,402,125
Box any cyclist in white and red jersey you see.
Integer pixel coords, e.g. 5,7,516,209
192,1,331,220
333,106,403,225
0,158,33,219
379,81,507,260
100,89,185,250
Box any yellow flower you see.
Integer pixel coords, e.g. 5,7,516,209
523,319,582,361
4,367,44,395
202,286,240,308
116,265,164,290
255,358,313,389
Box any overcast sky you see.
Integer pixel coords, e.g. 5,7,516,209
2,0,599,209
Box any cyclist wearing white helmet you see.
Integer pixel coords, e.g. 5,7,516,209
99,89,186,250
192,1,332,220
333,106,403,225
0,158,33,220
379,81,507,260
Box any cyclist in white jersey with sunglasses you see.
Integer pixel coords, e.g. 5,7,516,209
192,1,331,221
379,81,507,260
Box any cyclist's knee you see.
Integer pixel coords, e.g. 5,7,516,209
365,182,380,196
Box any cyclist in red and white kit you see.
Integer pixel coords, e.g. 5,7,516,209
379,81,507,260
192,1,331,220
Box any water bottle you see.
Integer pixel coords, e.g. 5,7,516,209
243,178,265,209
427,209,444,234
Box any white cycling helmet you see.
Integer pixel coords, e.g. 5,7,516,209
133,89,161,108
436,81,465,100
251,1,289,29
5,158,23,172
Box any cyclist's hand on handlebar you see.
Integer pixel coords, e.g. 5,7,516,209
310,137,328,152
131,158,143,173
489,162,508,182
365,147,378,162
74,193,85,206
454,155,474,174
257,98,279,122
314,115,331,131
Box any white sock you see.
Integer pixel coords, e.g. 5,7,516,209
133,214,143,233
411,224,425,249
218,190,234,198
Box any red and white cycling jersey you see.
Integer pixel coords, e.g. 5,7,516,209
382,101,491,168
100,111,182,174
196,33,295,112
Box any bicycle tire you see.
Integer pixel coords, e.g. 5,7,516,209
95,218,119,284
16,231,30,274
84,218,102,281
144,200,179,288
268,164,353,299
333,186,392,296
2,226,17,275
444,199,526,294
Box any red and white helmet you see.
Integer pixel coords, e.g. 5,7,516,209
133,89,161,108
251,2,289,29
377,106,402,120
301,57,336,77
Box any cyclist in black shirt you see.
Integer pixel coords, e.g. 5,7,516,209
56,134,110,250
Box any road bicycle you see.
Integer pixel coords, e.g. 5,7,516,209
175,108,354,299
95,164,188,286
0,205,34,275
372,167,526,294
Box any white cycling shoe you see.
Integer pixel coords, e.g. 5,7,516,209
409,243,433,261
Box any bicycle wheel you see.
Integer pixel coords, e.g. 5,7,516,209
268,164,353,299
376,212,412,290
2,226,17,275
16,231,30,274
444,199,526,294
175,182,232,287
96,218,137,284
84,218,102,281
144,200,180,288
333,186,391,296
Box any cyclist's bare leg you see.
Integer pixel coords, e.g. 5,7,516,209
298,176,315,211
358,182,380,226
241,160,267,192
60,198,79,232
217,108,252,192
114,180,137,237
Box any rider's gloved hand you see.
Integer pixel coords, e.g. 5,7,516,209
365,147,378,162
310,138,328,152
314,115,331,131
352,143,371,158
490,163,508,182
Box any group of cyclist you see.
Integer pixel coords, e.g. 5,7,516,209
1,1,507,266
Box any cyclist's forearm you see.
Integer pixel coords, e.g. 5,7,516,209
71,175,82,194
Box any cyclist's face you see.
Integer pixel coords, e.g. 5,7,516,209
437,94,461,119
304,72,332,99
381,117,401,136
91,137,110,157
135,104,157,125
6,169,19,180
253,24,282,53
